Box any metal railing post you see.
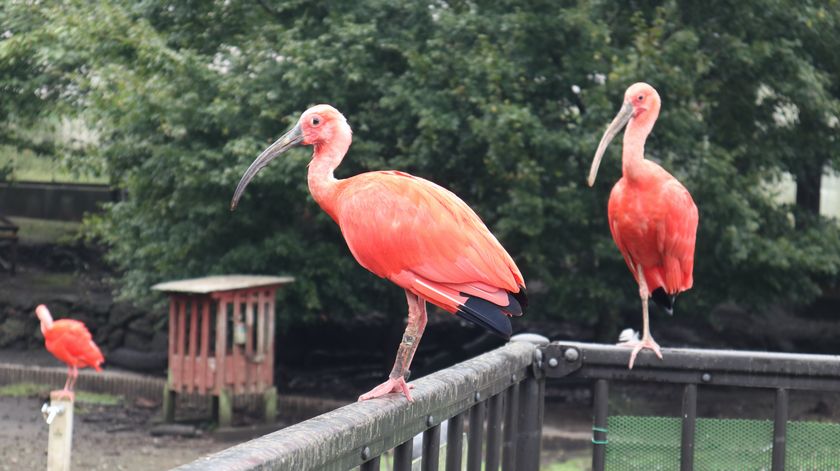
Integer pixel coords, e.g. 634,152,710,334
360,456,381,471
394,439,413,471
421,424,441,471
501,381,519,471
592,379,609,471
446,412,466,471
680,383,697,471
515,374,543,471
772,388,788,470
485,393,503,471
466,400,487,471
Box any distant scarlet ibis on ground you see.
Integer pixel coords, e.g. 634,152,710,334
35,305,104,399
231,105,526,401
588,83,698,369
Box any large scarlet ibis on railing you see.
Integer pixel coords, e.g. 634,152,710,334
35,304,104,399
588,83,698,369
231,105,526,401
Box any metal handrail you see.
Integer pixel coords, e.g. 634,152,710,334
542,341,840,390
542,342,840,471
174,340,543,471
174,340,840,471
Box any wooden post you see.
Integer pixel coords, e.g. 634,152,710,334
215,388,232,427
47,392,74,471
263,386,277,423
163,379,176,423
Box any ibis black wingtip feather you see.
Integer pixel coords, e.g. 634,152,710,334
456,296,514,339
510,285,527,316
652,288,676,316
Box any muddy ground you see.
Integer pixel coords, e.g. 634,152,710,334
0,395,234,471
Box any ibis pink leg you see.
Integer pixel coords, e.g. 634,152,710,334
55,366,76,400
617,265,663,369
69,365,79,391
359,291,427,401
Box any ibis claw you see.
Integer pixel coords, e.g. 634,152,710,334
52,389,75,401
617,336,663,369
358,377,414,402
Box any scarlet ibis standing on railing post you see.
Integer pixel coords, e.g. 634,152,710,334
588,83,698,369
231,105,526,401
35,304,104,399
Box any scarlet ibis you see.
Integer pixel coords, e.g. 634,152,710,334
231,105,526,401
35,305,104,399
588,83,698,369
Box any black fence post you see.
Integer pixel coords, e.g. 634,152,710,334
466,400,487,471
485,393,503,471
446,412,466,471
394,439,413,471
515,369,544,470
501,380,519,471
772,388,788,470
680,383,697,471
422,424,441,471
360,456,381,471
592,379,609,471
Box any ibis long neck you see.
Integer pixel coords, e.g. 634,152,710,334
307,135,351,222
622,113,656,181
36,309,53,335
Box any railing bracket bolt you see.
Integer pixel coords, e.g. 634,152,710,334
564,348,580,362
426,415,434,426
474,391,481,401
701,373,712,383
361,446,371,460
548,357,559,368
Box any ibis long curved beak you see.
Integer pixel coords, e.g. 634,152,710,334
587,102,633,187
231,123,304,210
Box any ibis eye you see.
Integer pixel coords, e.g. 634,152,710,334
637,95,644,101
311,117,321,126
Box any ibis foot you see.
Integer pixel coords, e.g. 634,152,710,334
617,336,663,369
358,377,415,402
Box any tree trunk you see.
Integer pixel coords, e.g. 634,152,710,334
795,160,824,228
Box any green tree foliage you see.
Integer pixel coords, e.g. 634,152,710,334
2,0,839,328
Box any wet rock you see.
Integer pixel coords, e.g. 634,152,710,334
107,348,167,372
135,397,159,409
124,331,151,351
149,424,202,437
150,330,167,352
0,318,27,348
128,317,154,336
86,296,113,317
109,301,143,327
105,328,125,350
49,294,81,308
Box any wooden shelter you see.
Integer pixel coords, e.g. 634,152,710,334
152,275,294,426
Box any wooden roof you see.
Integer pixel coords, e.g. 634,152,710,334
151,275,294,294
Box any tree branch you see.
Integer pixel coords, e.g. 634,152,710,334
255,0,283,20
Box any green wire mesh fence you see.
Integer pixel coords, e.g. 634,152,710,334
604,416,840,470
